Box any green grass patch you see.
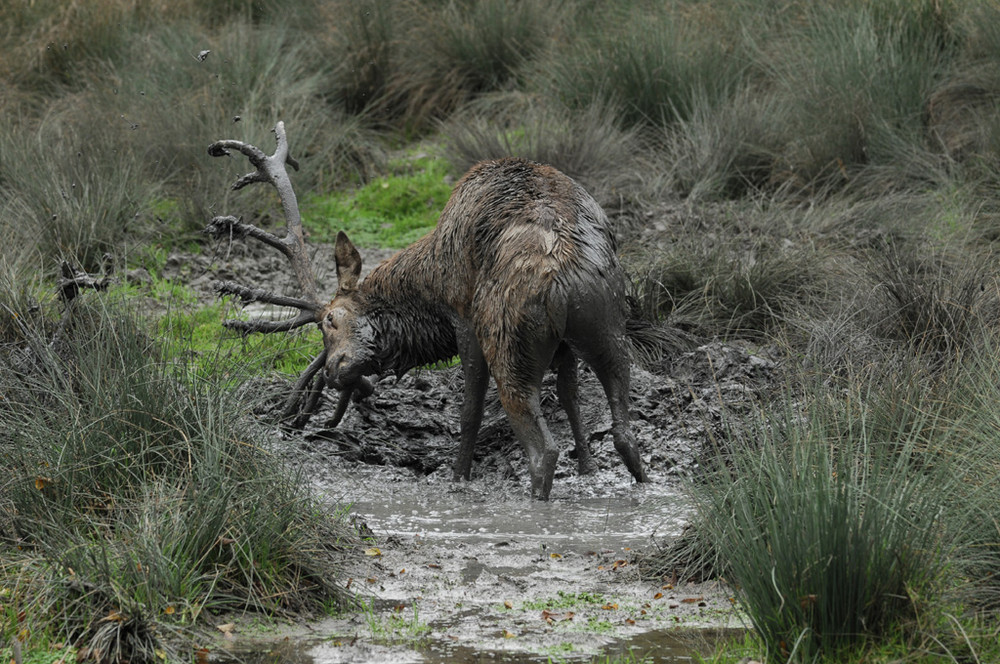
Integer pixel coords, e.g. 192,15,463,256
361,601,431,646
108,262,322,380
304,155,454,249
156,297,322,379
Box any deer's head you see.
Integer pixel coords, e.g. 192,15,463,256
320,232,377,396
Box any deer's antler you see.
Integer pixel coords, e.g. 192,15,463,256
205,121,330,426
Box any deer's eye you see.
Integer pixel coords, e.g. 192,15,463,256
324,312,337,329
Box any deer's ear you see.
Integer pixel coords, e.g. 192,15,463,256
334,231,363,292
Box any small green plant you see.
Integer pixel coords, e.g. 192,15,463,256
362,601,431,645
582,617,616,635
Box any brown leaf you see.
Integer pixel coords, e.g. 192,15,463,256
601,603,618,611
540,610,575,623
364,547,382,557
680,597,704,604
504,600,513,610
216,623,235,635
653,592,663,600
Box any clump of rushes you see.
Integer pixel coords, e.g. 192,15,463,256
0,293,354,661
442,97,640,206
539,4,745,129
626,238,821,340
756,2,951,192
691,381,956,661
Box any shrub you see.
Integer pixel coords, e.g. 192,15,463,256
758,3,949,191
325,0,402,117
0,106,158,270
865,243,1000,368
627,238,821,339
657,87,786,200
390,0,562,129
422,0,558,96
0,15,385,265
0,0,176,91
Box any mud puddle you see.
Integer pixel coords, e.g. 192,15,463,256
213,461,745,663
208,338,776,662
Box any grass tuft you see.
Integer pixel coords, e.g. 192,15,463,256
443,96,640,206
0,293,353,659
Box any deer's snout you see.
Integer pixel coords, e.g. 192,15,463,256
324,351,351,390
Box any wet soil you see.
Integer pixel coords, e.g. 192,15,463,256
164,241,778,662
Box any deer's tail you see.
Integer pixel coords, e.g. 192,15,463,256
623,297,697,369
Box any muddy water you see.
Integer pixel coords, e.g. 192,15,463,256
332,465,691,551
213,459,746,664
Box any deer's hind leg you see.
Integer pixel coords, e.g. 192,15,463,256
571,330,649,484
486,331,562,500
552,343,599,476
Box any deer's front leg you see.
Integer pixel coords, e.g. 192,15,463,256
454,325,489,481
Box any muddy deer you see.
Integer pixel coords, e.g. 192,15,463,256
205,124,648,500
320,158,649,500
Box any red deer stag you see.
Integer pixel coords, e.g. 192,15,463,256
205,123,648,500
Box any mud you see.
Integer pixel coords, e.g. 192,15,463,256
166,241,779,662
213,462,748,663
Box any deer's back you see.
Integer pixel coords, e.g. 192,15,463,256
360,157,626,351
431,158,624,314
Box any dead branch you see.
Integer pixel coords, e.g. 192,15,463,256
51,255,117,349
58,254,115,303
205,121,329,427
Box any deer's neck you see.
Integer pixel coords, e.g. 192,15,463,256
360,242,457,375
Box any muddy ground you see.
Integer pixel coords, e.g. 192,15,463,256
162,241,777,662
